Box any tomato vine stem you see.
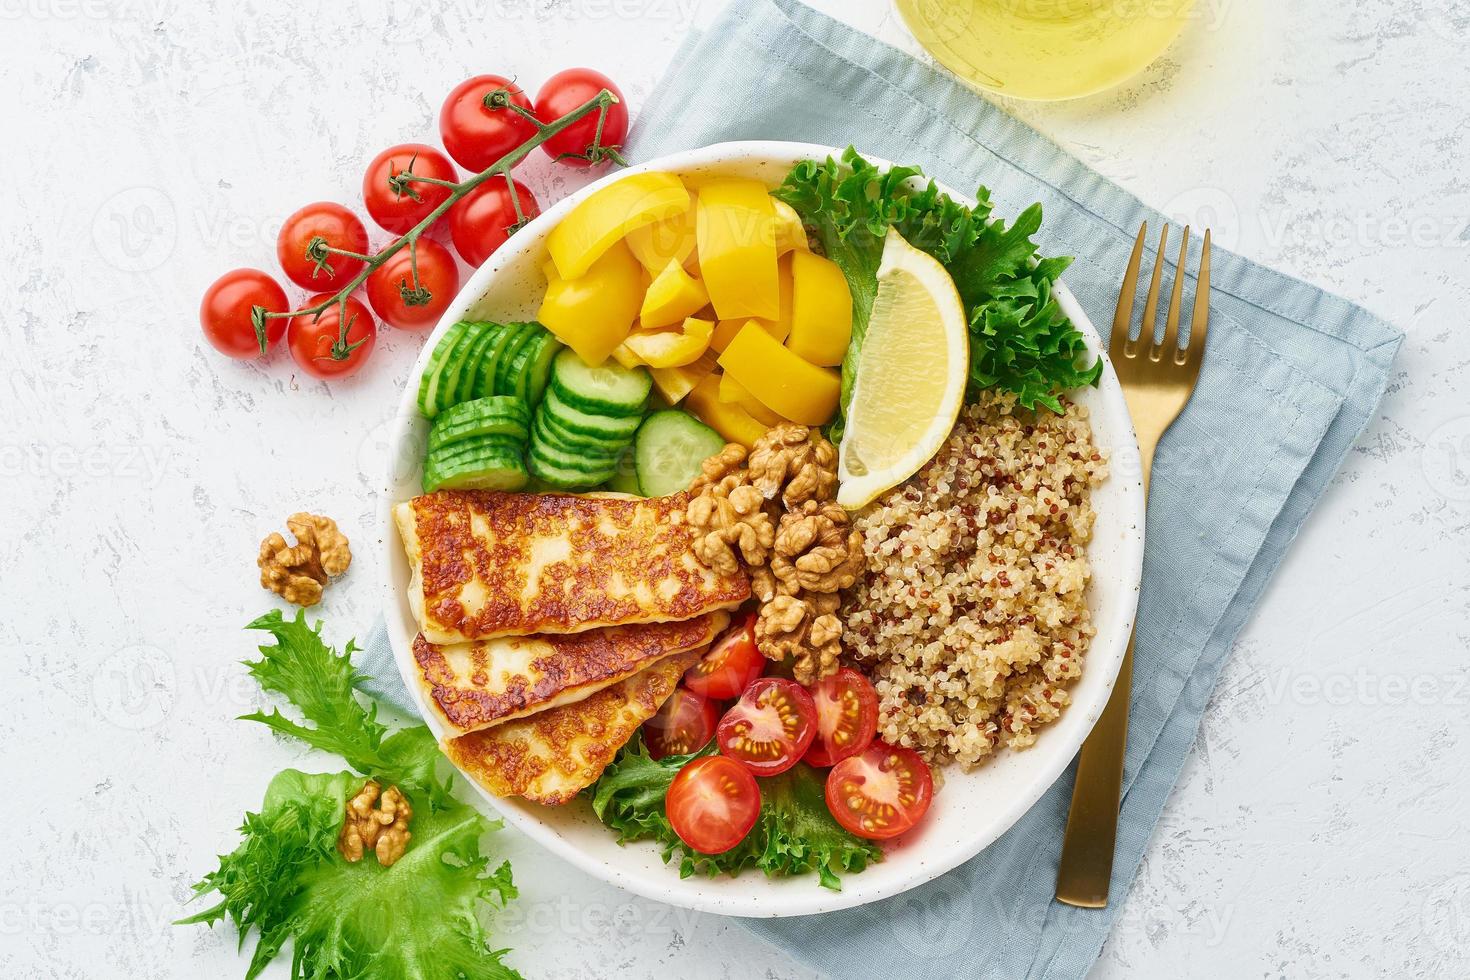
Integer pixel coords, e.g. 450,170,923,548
255,88,622,354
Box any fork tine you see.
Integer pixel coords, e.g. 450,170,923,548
1157,226,1191,361
1110,222,1148,357
1183,229,1212,366
1136,224,1169,357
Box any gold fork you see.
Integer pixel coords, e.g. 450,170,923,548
1054,221,1212,908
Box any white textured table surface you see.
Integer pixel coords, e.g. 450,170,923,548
5,1,1468,977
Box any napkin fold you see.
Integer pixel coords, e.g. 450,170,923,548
360,2,1401,976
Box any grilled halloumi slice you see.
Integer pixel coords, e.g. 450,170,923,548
411,611,727,737
444,650,701,805
394,490,749,645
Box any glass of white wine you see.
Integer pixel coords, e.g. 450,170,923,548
897,0,1196,102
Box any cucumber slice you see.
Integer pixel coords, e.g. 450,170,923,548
436,394,531,430
424,450,529,493
474,322,522,399
416,321,472,418
509,329,563,408
634,410,726,497
429,414,531,454
532,411,627,462
604,446,644,495
548,349,651,417
531,418,622,469
494,323,540,396
426,434,526,470
527,449,616,490
535,405,629,455
444,322,497,412
539,388,641,441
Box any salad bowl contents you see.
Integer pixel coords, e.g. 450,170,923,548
380,141,1144,917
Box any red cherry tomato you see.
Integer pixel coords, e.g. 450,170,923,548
362,143,458,234
825,741,933,841
275,202,369,290
643,687,718,760
665,755,761,855
287,293,376,380
448,176,540,268
715,677,816,777
439,74,538,173
683,612,763,701
802,667,879,768
199,268,289,359
534,68,628,168
366,238,460,331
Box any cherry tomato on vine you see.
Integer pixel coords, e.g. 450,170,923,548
824,741,933,841
362,143,458,234
642,687,718,760
683,612,762,701
534,68,628,168
366,238,460,331
275,202,369,290
715,677,816,776
448,177,540,268
199,268,289,359
287,293,376,380
802,667,879,768
665,755,761,855
439,74,538,173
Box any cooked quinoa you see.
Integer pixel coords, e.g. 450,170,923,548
841,392,1108,769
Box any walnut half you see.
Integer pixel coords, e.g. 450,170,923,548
258,512,351,607
756,591,843,686
337,781,413,867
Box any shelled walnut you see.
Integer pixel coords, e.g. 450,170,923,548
685,425,860,684
258,512,351,607
337,781,413,867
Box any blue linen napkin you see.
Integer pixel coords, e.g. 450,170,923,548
359,2,1402,976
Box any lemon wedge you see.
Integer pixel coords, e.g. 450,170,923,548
836,227,969,509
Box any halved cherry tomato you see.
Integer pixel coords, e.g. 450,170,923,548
683,612,763,700
448,176,539,268
642,687,718,760
825,741,933,841
803,667,879,768
362,143,458,234
534,68,628,168
287,293,376,380
365,238,460,331
716,677,816,776
666,755,761,855
439,74,538,173
199,268,288,359
276,202,369,290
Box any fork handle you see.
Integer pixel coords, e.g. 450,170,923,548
1055,628,1136,907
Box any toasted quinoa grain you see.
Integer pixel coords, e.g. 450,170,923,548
841,392,1108,769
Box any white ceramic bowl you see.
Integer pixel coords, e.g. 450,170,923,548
378,141,1144,918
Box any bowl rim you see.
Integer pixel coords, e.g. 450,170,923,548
377,139,1145,917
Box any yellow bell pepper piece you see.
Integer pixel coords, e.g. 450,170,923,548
538,240,644,365
696,179,780,321
710,254,794,351
625,194,697,273
649,349,719,404
610,342,643,369
784,250,853,367
686,374,769,449
547,171,689,280
772,198,810,254
640,260,710,329
718,321,839,425
623,316,713,369
718,373,785,426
